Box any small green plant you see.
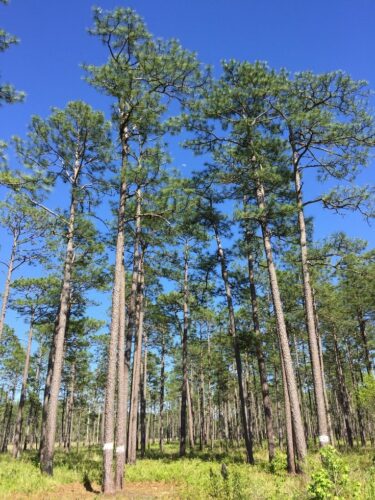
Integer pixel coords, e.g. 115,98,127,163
357,374,375,413
208,464,245,499
308,445,360,499
268,451,287,475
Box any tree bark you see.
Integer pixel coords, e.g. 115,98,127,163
115,262,127,491
179,243,189,457
346,341,366,446
293,157,330,447
102,127,128,494
281,357,296,474
13,315,34,458
255,176,307,464
199,331,206,450
64,362,75,451
127,249,145,464
140,335,147,458
187,376,195,449
357,310,372,375
332,330,354,447
0,227,19,341
159,330,165,452
244,222,275,461
213,223,254,464
122,186,142,463
40,176,78,475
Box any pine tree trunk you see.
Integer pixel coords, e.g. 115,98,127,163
245,224,275,461
293,333,310,442
187,376,195,449
31,347,43,450
346,342,366,446
199,338,206,450
115,263,126,490
281,357,296,474
293,158,330,447
13,316,34,458
122,188,142,464
0,227,19,341
207,328,213,450
1,390,13,452
140,336,147,458
65,363,75,451
213,223,254,464
357,310,372,374
127,250,145,464
274,366,283,448
102,127,128,493
313,296,334,445
40,180,78,475
332,330,354,447
40,332,57,456
23,397,33,451
180,243,189,457
159,331,165,452
255,177,307,465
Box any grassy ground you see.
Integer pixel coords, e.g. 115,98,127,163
0,443,374,498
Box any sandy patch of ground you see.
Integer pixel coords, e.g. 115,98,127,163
7,481,181,499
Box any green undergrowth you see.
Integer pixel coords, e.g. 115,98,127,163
0,443,373,499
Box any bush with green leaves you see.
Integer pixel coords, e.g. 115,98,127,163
357,374,375,413
208,464,246,500
268,451,287,475
308,446,360,499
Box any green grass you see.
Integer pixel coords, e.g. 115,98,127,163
0,443,374,498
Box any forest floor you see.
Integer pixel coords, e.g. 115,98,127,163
0,443,374,499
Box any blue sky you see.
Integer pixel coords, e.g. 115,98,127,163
0,0,374,346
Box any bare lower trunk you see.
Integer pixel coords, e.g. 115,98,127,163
140,336,147,457
115,263,126,490
255,177,306,464
333,330,354,447
213,223,254,464
346,342,366,446
13,317,34,458
187,376,195,449
274,366,283,448
180,243,189,457
127,250,145,464
39,334,56,457
102,131,128,493
40,185,77,475
64,363,75,451
199,335,206,450
123,190,142,461
293,160,329,447
244,221,275,461
159,331,165,452
1,387,15,452
313,297,334,445
281,357,296,473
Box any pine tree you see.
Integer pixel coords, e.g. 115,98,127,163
85,7,205,492
16,101,112,475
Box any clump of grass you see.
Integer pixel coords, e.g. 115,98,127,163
0,448,101,496
0,453,76,496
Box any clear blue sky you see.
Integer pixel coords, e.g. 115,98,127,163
0,0,374,342
1,0,374,238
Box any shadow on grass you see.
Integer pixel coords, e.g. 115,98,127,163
142,444,248,464
83,472,100,493
19,447,102,486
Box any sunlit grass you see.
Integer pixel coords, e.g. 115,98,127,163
0,442,373,498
